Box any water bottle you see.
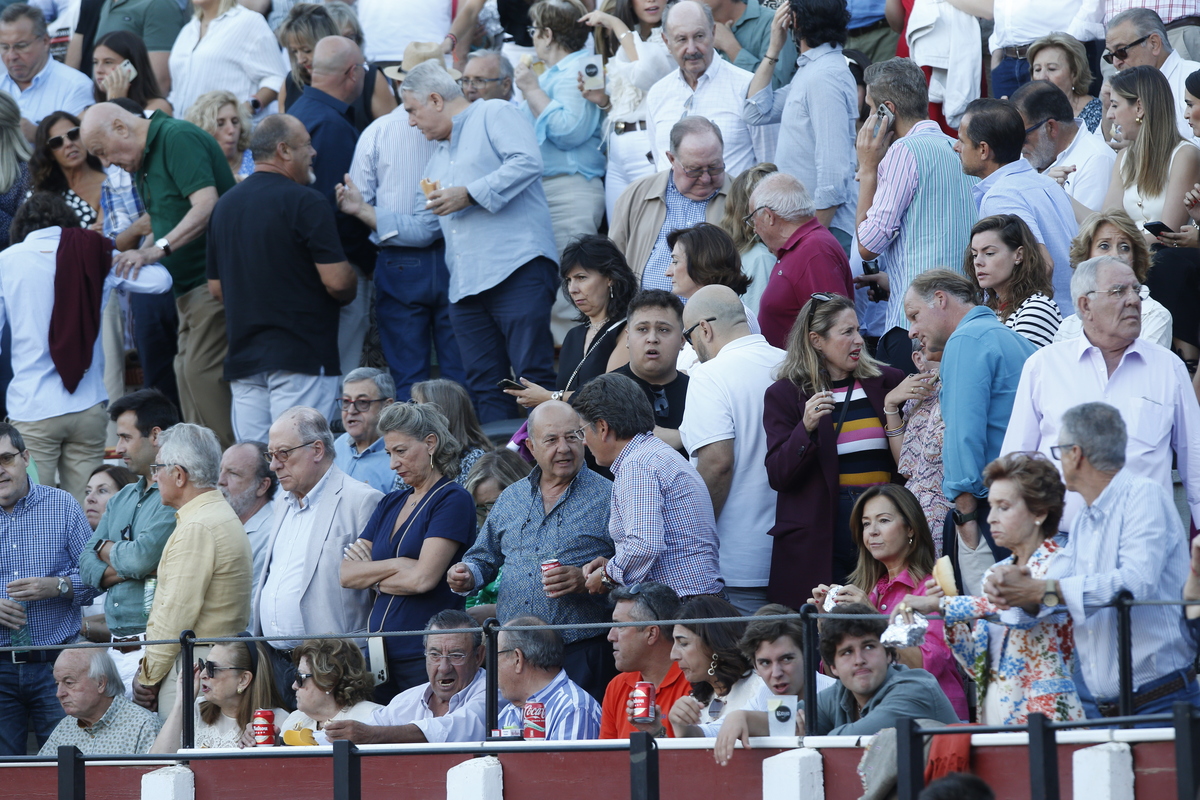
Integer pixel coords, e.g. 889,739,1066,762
10,601,30,651
142,577,157,617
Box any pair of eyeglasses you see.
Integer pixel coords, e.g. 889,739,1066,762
197,659,241,679
48,127,80,150
1084,283,1142,300
0,451,22,467
1049,443,1077,460
742,205,770,231
340,397,387,413
806,292,834,329
149,463,184,477
264,440,316,464
526,25,542,40
458,77,503,89
0,38,39,55
1024,117,1051,136
475,501,495,517
683,316,717,346
294,671,315,688
425,651,469,665
678,162,725,180
540,429,586,447
1103,34,1150,64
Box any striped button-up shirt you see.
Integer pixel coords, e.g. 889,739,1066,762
608,432,723,597
641,176,712,292
497,668,602,739
349,105,439,249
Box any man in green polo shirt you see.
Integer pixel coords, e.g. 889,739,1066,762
68,0,185,90
81,102,237,447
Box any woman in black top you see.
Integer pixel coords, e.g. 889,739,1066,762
507,235,638,408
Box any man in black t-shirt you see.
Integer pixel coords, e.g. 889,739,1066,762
206,114,358,444
613,290,690,456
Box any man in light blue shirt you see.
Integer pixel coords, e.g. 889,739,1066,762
955,98,1078,312
332,367,395,495
388,60,559,423
0,4,94,139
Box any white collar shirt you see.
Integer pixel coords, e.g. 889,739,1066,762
1048,123,1117,211
369,668,488,742
0,56,94,124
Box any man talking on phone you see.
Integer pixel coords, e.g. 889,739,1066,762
854,58,978,374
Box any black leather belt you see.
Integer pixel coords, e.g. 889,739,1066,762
1097,668,1196,716
112,635,144,654
614,120,647,135
9,649,58,664
849,18,891,37
1003,45,1031,59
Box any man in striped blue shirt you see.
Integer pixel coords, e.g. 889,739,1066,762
496,616,601,739
988,402,1200,720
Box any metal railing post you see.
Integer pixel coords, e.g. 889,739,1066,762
332,739,361,800
629,731,659,800
1173,701,1200,800
895,717,924,800
484,618,500,738
800,603,820,736
1114,591,1134,724
1027,713,1060,800
179,630,196,750
57,745,84,800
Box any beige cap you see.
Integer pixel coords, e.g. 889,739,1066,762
382,41,463,82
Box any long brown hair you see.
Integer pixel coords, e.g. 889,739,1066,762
963,214,1054,319
846,484,937,592
775,293,881,395
1112,65,1183,198
720,162,778,253
198,641,286,730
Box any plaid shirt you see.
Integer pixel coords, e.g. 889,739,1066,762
100,168,145,240
607,433,723,597
0,483,97,646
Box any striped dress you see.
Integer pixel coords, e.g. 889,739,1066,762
830,379,892,487
1002,293,1061,349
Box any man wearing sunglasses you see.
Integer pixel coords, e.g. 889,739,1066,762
332,368,396,495
1104,8,1200,140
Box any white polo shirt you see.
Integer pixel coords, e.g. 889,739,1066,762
1048,122,1116,212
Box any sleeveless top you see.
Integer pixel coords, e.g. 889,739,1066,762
1121,140,1196,229
282,65,381,134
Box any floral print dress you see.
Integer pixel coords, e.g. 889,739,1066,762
941,539,1085,725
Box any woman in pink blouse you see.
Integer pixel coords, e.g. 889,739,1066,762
811,484,967,719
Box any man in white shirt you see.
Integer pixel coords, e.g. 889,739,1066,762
644,0,774,178
1011,80,1116,213
324,610,488,743
679,285,784,615
217,441,276,588
1104,8,1200,140
251,406,384,706
0,4,94,140
1001,255,1200,532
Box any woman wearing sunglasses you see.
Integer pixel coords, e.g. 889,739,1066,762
28,110,105,227
279,639,381,745
152,637,287,751
763,292,919,609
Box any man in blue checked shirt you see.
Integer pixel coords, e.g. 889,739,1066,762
496,616,601,739
0,422,97,755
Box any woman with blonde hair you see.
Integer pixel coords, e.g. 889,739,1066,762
719,163,779,313
963,214,1061,347
1027,32,1101,133
186,90,253,181
0,91,30,249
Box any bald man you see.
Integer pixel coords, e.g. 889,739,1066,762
81,102,236,447
679,285,784,615
289,36,375,378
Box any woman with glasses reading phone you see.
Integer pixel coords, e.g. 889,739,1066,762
152,635,287,751
763,292,922,609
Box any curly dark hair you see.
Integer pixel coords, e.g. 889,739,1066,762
676,596,751,704
10,191,79,244
791,0,850,49
665,222,752,296
30,111,104,196
292,638,376,708
817,602,887,666
560,234,640,323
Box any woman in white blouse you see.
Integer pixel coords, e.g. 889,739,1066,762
168,0,285,120
279,639,381,745
580,0,674,221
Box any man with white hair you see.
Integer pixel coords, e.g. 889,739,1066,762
1104,8,1200,139
748,173,853,349
40,649,161,755
134,424,252,718
461,49,514,103
372,59,558,423
253,406,383,705
1002,255,1200,533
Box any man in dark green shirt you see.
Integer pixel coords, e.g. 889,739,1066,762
81,103,237,447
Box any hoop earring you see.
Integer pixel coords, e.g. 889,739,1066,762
708,654,719,676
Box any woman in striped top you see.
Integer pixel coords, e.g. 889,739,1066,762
763,293,917,606
964,215,1062,348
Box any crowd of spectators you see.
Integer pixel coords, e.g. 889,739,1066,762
1,3,1200,791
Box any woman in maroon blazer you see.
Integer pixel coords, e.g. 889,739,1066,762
763,293,920,609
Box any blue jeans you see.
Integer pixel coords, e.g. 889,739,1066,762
448,257,558,423
374,244,467,401
991,56,1031,100
0,660,64,755
129,290,181,411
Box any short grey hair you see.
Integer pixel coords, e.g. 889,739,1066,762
277,407,336,460
663,0,715,35
425,608,482,649
1071,255,1125,312
611,582,681,628
88,650,125,698
467,49,514,82
501,616,564,670
864,58,928,121
400,60,464,103
750,172,815,221
907,269,980,306
156,423,222,489
669,115,723,154
1108,8,1171,53
1060,402,1126,473
343,367,396,400
377,402,462,478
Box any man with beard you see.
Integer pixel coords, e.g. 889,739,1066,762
1010,81,1114,214
217,441,277,585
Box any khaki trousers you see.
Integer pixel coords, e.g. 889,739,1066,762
10,403,107,504
174,286,233,449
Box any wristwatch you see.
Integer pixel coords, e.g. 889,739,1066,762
600,569,617,592
551,391,564,401
92,538,107,555
952,509,977,526
154,237,172,257
1042,580,1061,607
56,576,70,596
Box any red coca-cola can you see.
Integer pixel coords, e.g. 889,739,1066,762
540,559,561,596
631,681,656,722
523,702,546,739
252,708,275,746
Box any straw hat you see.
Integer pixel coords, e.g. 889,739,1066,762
381,41,462,82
